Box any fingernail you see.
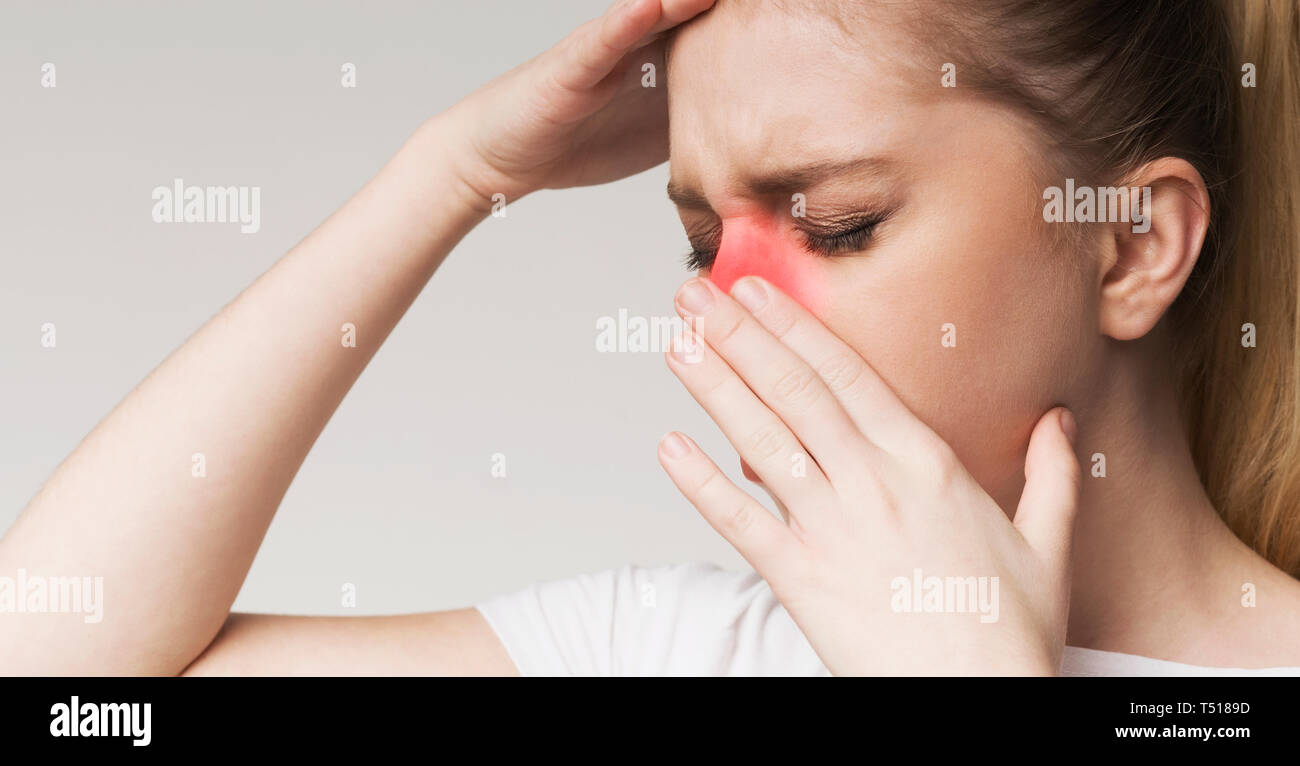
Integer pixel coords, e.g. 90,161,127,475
660,432,691,458
676,278,715,316
1059,408,1077,446
730,277,768,312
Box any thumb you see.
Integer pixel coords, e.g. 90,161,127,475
1013,407,1082,573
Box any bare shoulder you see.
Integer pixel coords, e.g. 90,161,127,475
1254,567,1300,666
181,608,518,676
1201,555,1300,669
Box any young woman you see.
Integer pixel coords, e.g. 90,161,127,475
3,0,1299,675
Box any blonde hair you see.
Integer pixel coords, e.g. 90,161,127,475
1187,0,1300,576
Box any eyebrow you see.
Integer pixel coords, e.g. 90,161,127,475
667,155,896,209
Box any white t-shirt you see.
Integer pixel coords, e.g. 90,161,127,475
476,561,1300,676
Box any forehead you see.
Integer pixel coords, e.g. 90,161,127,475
665,1,919,193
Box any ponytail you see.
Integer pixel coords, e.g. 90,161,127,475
1185,0,1300,576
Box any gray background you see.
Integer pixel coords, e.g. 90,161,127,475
0,0,747,615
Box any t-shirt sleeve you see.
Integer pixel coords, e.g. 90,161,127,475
474,561,826,676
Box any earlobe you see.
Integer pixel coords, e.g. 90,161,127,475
1098,158,1210,341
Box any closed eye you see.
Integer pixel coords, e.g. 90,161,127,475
682,213,888,271
797,212,889,257
682,223,723,271
683,246,717,271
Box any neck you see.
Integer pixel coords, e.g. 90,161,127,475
1063,332,1276,663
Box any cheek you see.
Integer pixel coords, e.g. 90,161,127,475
815,226,1086,510
707,217,824,313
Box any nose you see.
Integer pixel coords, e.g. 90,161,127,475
707,216,817,310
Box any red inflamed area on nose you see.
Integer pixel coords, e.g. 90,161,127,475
707,216,821,313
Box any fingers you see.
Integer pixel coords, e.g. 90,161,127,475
1013,408,1081,574
645,0,717,36
727,276,928,453
672,277,875,483
665,325,833,505
743,457,793,522
556,0,714,92
658,431,801,577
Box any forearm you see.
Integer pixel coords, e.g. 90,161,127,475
0,116,486,675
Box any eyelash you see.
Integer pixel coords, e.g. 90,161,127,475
683,216,885,271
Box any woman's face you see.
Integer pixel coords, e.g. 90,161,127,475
666,2,1099,509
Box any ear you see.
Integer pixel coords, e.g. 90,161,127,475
1098,157,1210,341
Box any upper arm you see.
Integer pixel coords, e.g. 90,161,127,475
180,609,518,676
